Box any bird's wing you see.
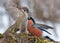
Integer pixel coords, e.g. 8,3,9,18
32,23,54,29
32,24,52,35
38,27,52,35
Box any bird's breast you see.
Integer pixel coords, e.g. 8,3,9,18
27,25,42,37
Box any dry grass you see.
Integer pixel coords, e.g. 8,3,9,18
0,33,56,43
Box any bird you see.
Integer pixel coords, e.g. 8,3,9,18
3,7,29,35
3,7,29,43
27,17,53,37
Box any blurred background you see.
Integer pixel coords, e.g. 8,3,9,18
0,0,60,41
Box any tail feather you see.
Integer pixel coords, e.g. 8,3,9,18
44,36,54,41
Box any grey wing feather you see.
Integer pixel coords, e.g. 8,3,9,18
38,27,52,35
32,24,54,29
32,24,52,35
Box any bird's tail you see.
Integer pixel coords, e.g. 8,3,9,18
44,36,57,43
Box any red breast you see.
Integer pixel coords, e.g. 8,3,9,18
27,20,42,37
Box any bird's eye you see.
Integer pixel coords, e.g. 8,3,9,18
24,9,29,13
24,9,26,12
20,7,29,13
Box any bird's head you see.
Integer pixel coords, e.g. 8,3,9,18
27,17,35,25
20,7,29,13
20,7,29,19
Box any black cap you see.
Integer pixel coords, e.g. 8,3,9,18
28,17,35,24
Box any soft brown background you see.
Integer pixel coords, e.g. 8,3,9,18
3,0,60,22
